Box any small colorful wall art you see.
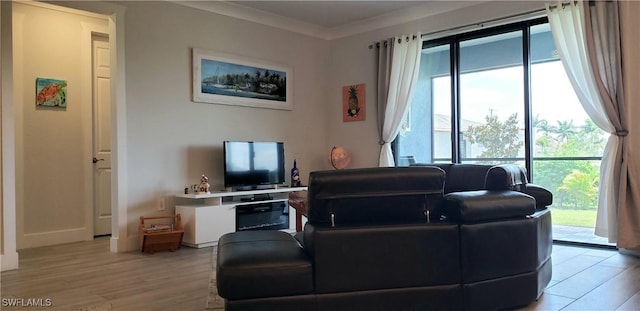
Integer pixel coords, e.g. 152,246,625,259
36,77,67,108
342,83,365,122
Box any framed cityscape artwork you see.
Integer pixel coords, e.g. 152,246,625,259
192,48,292,110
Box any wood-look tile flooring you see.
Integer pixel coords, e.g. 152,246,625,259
2,237,639,310
521,244,640,311
1,237,213,310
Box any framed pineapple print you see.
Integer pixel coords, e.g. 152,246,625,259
342,83,365,122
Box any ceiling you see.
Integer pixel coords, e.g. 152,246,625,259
178,1,484,39
226,1,424,29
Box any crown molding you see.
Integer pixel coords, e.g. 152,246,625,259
174,1,485,41
328,1,487,40
175,1,333,40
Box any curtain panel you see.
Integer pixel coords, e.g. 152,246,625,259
547,0,639,249
375,34,422,167
615,1,640,251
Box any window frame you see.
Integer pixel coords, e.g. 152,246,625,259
393,17,550,180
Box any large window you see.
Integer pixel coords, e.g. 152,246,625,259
395,18,608,245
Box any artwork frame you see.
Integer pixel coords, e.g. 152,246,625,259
342,83,365,122
36,77,67,108
192,48,293,110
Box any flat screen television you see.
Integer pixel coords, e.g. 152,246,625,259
223,141,286,189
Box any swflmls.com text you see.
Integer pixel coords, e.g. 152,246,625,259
1,298,53,307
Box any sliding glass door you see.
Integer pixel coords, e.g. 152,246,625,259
395,18,610,246
395,44,451,165
528,23,609,245
459,31,525,165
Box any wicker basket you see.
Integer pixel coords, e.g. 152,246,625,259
139,214,184,254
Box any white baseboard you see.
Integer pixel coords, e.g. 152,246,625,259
21,227,91,249
1,251,19,271
110,236,121,253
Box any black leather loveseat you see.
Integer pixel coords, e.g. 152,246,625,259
215,164,552,311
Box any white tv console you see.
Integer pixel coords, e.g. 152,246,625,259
175,186,307,248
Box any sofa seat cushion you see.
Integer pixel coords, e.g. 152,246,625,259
443,190,535,223
217,231,313,300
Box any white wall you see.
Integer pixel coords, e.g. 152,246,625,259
12,2,108,249
327,1,545,167
8,1,331,251
121,2,331,239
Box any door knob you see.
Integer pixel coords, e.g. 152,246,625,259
92,157,105,164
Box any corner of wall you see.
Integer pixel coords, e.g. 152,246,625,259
1,0,18,271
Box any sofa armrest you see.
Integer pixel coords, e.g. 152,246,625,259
521,184,553,209
443,190,535,223
485,164,528,191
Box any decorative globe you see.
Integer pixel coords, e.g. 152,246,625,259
330,146,351,170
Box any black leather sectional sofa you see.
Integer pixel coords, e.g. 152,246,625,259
215,164,553,311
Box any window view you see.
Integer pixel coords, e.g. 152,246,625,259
459,31,524,165
529,23,609,245
395,19,610,246
395,44,451,165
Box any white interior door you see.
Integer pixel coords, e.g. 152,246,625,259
93,35,112,236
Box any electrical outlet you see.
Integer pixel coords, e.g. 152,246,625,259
157,198,166,211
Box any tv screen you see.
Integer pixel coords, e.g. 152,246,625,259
223,141,285,189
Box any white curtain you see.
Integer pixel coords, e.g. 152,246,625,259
376,34,422,167
547,0,632,246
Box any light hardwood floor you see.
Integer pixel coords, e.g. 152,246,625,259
2,237,639,310
1,237,213,310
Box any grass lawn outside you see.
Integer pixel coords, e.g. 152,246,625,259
549,208,597,227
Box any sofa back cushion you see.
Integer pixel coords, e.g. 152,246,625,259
304,223,461,293
306,167,445,226
427,164,493,193
415,163,533,192
485,164,528,191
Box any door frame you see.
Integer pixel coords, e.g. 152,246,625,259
1,1,129,271
59,2,129,253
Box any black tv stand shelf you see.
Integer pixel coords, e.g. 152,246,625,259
240,193,272,202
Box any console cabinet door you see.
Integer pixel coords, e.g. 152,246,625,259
197,205,235,245
177,205,235,247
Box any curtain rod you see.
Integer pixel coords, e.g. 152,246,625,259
368,8,547,50
420,9,546,43
548,0,609,10
367,0,606,50
368,34,418,49
547,1,579,10
367,0,609,49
